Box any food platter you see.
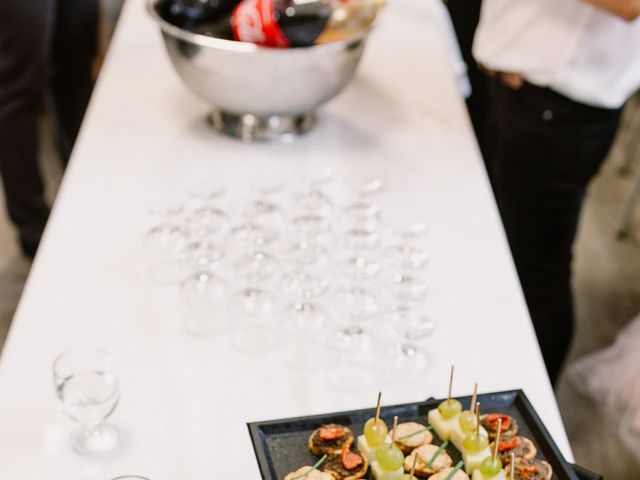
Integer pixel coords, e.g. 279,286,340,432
248,390,600,480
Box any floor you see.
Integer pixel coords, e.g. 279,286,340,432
1,3,640,478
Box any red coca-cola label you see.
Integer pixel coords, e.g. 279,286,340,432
231,0,290,48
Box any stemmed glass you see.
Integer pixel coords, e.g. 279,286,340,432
383,223,430,270
186,180,226,206
290,168,335,219
228,249,281,353
280,270,331,338
279,266,333,370
381,223,433,375
52,348,119,453
111,477,151,480
180,244,229,336
244,176,287,230
111,475,149,480
144,195,189,285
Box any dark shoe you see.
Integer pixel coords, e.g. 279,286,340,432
19,234,40,259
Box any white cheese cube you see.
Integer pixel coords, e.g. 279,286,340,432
472,469,507,480
357,434,391,462
462,446,491,474
371,460,405,480
451,426,489,451
428,408,461,441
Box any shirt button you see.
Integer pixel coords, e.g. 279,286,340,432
542,110,554,121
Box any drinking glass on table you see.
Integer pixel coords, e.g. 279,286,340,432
52,348,119,454
144,194,189,285
111,476,151,480
380,224,433,375
228,249,281,353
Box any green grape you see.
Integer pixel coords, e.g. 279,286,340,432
462,431,489,454
438,399,462,419
459,410,477,433
364,417,388,447
400,475,418,480
375,443,404,470
479,457,503,478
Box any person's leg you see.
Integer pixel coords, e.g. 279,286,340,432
50,0,98,163
444,0,487,156
487,79,621,384
0,0,54,256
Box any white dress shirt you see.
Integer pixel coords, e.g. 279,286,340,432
473,0,640,108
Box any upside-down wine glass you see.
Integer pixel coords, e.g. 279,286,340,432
144,194,189,285
381,223,433,375
228,249,282,353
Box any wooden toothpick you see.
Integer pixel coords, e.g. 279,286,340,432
475,402,481,436
410,452,419,478
392,416,399,443
493,418,503,462
509,453,515,480
470,383,478,414
448,365,455,402
374,392,382,423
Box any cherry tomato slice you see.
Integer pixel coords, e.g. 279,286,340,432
341,446,363,470
517,465,538,477
486,414,511,431
319,427,344,441
498,437,521,452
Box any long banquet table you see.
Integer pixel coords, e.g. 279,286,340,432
0,0,573,478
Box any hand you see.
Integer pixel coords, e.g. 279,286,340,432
499,72,525,90
582,0,640,21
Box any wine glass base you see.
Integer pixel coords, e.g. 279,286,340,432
209,110,316,143
71,424,118,454
381,343,431,376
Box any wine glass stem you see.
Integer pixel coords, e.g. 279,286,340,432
82,424,103,439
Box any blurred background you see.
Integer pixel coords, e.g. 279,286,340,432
0,1,638,478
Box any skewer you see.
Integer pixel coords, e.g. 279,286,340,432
374,391,382,423
409,452,419,478
426,441,449,468
392,416,399,444
291,454,327,480
493,418,503,463
445,460,464,480
476,402,481,436
447,365,455,403
509,453,515,480
470,383,478,414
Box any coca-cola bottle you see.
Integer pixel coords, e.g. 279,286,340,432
157,0,242,30
318,0,386,43
196,0,333,48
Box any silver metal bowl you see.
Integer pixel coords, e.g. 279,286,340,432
147,0,368,142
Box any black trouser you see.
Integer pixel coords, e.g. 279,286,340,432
485,78,622,384
0,0,97,250
444,0,486,153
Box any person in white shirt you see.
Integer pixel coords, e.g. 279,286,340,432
472,0,640,384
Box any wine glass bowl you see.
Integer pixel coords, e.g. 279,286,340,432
145,224,187,259
185,206,230,240
389,304,436,339
180,271,227,307
231,223,279,249
332,286,379,321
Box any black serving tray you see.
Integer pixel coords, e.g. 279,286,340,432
248,390,594,480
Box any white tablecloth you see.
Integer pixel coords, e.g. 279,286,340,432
0,0,572,478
